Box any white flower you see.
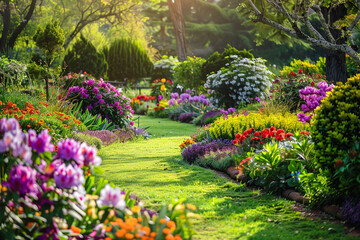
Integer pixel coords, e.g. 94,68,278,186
97,184,126,210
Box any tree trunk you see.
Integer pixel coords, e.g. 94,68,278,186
323,4,348,83
167,0,187,61
0,1,11,52
8,0,37,49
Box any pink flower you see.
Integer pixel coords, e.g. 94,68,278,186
54,163,84,189
96,184,125,209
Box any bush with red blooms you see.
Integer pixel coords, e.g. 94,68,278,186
130,95,156,115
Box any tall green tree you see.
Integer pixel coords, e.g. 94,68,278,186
242,0,360,83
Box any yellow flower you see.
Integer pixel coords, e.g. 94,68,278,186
161,85,166,91
161,78,166,83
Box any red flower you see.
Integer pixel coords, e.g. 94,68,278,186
253,131,260,137
154,107,158,111
239,135,247,143
275,129,285,141
250,137,260,142
233,140,239,145
235,133,241,139
160,107,165,110
146,105,149,108
289,71,296,76
300,131,310,136
334,159,344,169
298,69,303,74
285,133,294,140
311,81,315,87
261,129,270,139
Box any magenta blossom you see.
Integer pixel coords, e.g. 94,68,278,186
55,139,83,166
7,164,39,197
96,184,126,209
29,129,54,153
54,163,84,189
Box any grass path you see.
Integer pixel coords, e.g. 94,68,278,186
98,116,355,240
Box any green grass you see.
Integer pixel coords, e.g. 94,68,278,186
98,116,355,240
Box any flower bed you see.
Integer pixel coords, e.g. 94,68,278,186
65,78,134,128
0,118,195,239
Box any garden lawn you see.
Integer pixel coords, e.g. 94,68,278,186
99,116,356,240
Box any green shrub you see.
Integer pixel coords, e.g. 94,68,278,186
72,132,103,149
152,55,179,80
0,57,30,87
105,38,153,83
201,45,253,80
311,74,360,172
63,35,108,79
173,56,206,93
27,62,47,81
209,112,309,140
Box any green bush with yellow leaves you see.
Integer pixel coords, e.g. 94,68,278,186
311,74,360,171
209,112,309,140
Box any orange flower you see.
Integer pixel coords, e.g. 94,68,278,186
115,229,126,238
125,233,134,239
70,225,81,234
27,125,31,128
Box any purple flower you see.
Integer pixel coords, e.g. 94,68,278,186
186,89,192,93
98,99,105,104
220,109,228,115
168,98,176,106
29,129,54,153
158,95,163,101
87,79,95,86
0,117,20,135
54,163,84,189
228,108,236,113
180,93,191,101
255,97,261,103
55,139,83,165
170,92,179,99
93,87,99,94
79,143,101,166
97,184,126,209
7,164,39,197
96,94,102,100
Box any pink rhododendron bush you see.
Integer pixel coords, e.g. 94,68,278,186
65,79,134,128
0,118,195,239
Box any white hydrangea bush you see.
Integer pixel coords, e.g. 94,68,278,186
204,56,273,107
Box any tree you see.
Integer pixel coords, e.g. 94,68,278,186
63,35,108,79
33,21,65,101
242,0,360,83
105,38,153,83
54,0,139,49
167,0,188,61
0,0,38,52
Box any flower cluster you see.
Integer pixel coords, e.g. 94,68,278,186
167,92,210,106
65,78,133,128
0,101,85,140
151,78,174,100
205,57,273,107
233,127,294,146
0,118,196,239
179,138,195,150
297,81,334,124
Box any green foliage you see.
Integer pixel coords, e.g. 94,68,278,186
72,132,103,149
105,38,153,82
201,45,254,80
311,74,360,172
334,142,360,199
152,55,179,80
209,112,309,140
75,108,116,131
27,62,47,81
173,56,206,93
346,55,360,77
0,56,30,88
280,59,323,76
33,21,65,64
194,151,235,172
63,35,108,79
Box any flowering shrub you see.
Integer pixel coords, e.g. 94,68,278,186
179,112,195,123
78,129,135,146
151,78,173,100
130,94,156,115
209,112,309,140
65,78,134,128
0,118,195,239
297,81,334,124
152,55,179,80
204,57,273,108
272,69,325,111
0,57,29,88
181,139,234,164
179,138,196,150
280,58,325,76
58,72,93,90
0,101,85,140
